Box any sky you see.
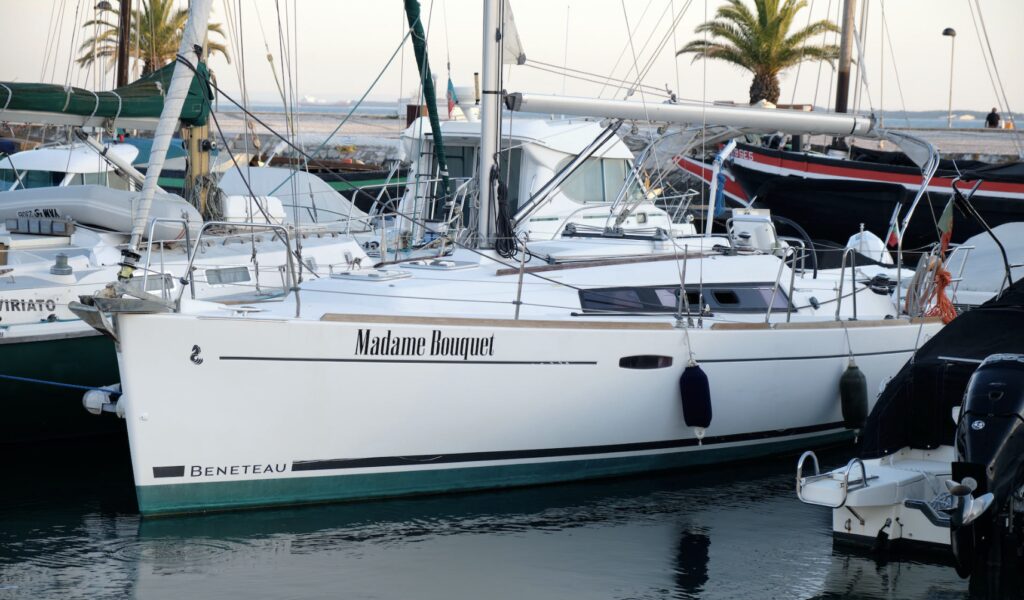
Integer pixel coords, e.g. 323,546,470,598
1,0,1021,114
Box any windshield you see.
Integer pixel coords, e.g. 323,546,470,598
556,157,645,204
0,168,66,190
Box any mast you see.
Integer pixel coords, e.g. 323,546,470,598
125,0,212,254
834,0,856,113
403,0,451,206
116,0,131,87
477,0,501,247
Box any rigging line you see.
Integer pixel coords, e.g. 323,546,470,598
823,0,838,114
789,0,815,106
670,0,681,98
202,83,320,280
524,60,670,96
851,25,874,115
562,6,569,96
618,0,674,98
47,0,69,84
851,0,868,115
700,0,707,219
971,0,1022,155
522,63,669,99
63,0,85,88
263,26,416,202
643,0,696,84
39,0,61,81
623,0,692,100
442,0,451,71
966,0,1001,114
973,0,1017,128
811,0,833,109
878,3,910,128
232,0,256,168
596,0,656,99
619,0,670,208
198,45,409,211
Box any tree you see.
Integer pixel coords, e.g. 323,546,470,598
76,0,229,80
677,0,838,105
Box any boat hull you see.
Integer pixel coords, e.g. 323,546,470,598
680,144,1024,247
114,313,941,516
0,329,122,444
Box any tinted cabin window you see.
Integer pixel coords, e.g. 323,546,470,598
579,284,790,313
713,290,739,305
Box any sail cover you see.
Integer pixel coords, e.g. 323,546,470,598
0,62,211,129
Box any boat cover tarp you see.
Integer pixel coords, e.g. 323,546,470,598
960,161,1024,184
859,278,1024,459
745,166,1022,248
849,145,989,173
0,62,211,126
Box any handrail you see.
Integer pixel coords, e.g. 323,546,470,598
765,246,794,324
797,453,873,509
834,247,858,321
795,451,821,500
174,221,296,310
142,217,193,301
947,244,974,304
894,147,941,313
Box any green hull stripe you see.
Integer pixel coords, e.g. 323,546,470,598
137,431,850,516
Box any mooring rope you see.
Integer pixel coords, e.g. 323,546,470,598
0,373,120,395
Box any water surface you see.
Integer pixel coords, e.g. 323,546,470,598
0,440,973,599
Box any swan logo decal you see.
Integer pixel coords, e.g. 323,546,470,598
190,345,204,365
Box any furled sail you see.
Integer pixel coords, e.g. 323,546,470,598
502,0,527,65
0,62,211,130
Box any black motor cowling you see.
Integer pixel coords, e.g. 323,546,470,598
951,354,1024,578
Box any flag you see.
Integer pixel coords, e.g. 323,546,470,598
446,77,459,119
886,222,899,248
936,196,955,254
885,216,899,248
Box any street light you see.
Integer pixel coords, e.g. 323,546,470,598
93,2,113,90
943,27,956,129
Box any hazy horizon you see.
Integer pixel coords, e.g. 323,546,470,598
1,0,1021,114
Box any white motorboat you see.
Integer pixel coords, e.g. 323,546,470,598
796,280,1024,578
0,141,139,192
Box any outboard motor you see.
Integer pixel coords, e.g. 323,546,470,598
950,354,1024,579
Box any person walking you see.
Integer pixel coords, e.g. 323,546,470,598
986,107,1002,128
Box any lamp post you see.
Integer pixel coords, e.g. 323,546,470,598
943,27,956,128
95,2,112,89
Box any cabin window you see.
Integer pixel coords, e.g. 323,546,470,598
81,172,108,186
0,169,65,189
556,157,643,204
712,290,740,305
435,145,522,218
579,284,790,314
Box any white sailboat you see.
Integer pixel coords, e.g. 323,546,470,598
73,0,947,515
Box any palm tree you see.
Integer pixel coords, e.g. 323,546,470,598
677,0,838,105
77,0,229,80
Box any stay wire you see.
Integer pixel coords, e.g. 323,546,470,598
174,53,319,281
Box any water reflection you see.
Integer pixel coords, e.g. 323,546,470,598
0,443,973,599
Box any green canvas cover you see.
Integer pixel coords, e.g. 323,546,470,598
0,62,211,127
